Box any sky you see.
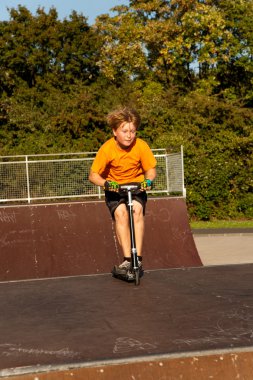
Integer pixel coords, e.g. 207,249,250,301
0,0,129,24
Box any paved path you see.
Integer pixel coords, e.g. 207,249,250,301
193,230,253,266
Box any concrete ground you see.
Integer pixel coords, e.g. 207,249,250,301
193,230,253,266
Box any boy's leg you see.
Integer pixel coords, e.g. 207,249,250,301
105,190,146,275
114,203,131,258
114,201,144,259
132,200,145,258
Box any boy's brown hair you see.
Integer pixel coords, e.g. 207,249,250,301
107,107,141,130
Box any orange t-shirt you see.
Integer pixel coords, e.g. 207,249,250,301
91,137,157,184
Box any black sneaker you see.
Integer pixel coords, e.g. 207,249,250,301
114,260,131,275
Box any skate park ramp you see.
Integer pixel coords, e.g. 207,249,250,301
1,264,253,379
0,197,202,281
2,198,253,379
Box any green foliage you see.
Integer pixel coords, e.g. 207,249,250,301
0,6,100,94
149,91,253,220
0,3,252,220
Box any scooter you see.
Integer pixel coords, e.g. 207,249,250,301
112,183,143,286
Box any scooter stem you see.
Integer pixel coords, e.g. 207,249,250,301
127,189,138,269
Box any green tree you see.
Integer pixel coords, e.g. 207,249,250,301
214,0,253,104
95,0,234,88
0,6,103,154
0,6,100,94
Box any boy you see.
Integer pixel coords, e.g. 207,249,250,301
89,107,157,277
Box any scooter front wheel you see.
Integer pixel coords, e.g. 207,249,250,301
134,268,140,286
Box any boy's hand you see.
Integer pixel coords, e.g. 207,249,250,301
141,179,153,191
104,180,119,192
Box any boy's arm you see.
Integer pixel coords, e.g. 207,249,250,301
144,167,156,182
142,167,157,190
89,171,119,191
89,171,106,187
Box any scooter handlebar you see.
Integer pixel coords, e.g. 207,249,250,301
119,183,141,192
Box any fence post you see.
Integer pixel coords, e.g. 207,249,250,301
98,186,102,199
165,154,170,195
181,146,186,198
25,155,31,203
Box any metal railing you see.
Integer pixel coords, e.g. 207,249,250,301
0,147,185,204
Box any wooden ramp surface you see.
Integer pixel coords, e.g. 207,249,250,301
0,197,202,281
1,264,253,379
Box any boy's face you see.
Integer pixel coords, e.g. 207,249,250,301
113,122,136,149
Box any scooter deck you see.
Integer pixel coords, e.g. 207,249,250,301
111,266,144,282
111,267,135,282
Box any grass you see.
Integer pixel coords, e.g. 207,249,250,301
190,219,253,229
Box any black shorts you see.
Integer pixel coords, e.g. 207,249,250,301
105,190,147,219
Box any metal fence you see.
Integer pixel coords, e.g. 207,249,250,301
0,148,185,204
